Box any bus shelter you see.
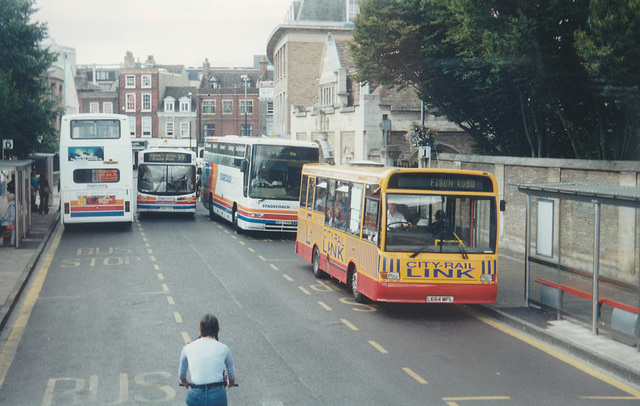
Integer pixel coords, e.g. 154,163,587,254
518,182,640,349
0,160,33,248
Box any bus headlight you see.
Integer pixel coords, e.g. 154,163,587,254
480,274,494,282
249,212,264,218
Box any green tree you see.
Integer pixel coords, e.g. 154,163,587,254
352,0,636,159
0,0,60,159
575,0,640,159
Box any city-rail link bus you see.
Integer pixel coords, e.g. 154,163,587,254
201,135,319,233
137,148,197,215
59,114,135,226
296,163,501,303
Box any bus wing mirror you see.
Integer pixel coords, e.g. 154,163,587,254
500,200,507,211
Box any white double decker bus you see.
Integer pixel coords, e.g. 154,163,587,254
59,114,135,226
137,148,197,215
201,136,319,233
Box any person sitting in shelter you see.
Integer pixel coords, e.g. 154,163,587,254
1,193,16,246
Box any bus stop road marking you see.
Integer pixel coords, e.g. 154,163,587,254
282,274,294,282
461,306,640,399
368,340,388,353
298,287,311,295
442,396,510,405
402,367,427,384
318,301,332,311
341,319,359,331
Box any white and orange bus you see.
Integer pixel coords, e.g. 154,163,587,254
296,164,502,303
137,148,197,215
201,136,319,233
60,114,135,226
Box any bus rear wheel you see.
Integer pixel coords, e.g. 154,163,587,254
312,246,326,278
208,195,216,220
349,268,366,303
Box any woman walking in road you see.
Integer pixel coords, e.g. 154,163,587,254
179,314,236,406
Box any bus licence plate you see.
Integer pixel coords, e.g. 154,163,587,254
427,296,454,303
275,220,293,225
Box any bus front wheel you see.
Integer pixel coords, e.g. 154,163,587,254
312,246,326,279
233,208,243,234
348,267,366,303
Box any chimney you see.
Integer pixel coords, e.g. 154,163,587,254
203,58,210,77
260,57,268,80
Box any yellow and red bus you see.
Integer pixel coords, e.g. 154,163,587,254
137,148,197,215
295,164,501,303
202,136,319,232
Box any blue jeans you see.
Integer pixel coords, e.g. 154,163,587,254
185,386,227,406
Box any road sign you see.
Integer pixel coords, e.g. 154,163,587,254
3,139,13,150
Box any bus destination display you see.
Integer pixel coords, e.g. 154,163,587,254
144,151,191,164
388,173,493,192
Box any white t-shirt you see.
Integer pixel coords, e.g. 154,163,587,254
179,338,235,385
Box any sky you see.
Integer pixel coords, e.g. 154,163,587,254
32,0,295,68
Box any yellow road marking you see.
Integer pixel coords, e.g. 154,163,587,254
403,367,427,384
443,396,510,401
181,332,191,344
157,273,164,280
270,264,279,271
318,301,332,311
174,312,183,323
162,284,169,292
0,228,63,389
167,297,175,305
298,286,311,295
150,256,156,262
368,341,388,353
248,247,255,253
282,274,294,282
258,255,266,261
153,264,159,270
341,319,359,331
462,307,640,399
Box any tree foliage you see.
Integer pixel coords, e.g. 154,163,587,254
0,0,60,158
351,0,640,159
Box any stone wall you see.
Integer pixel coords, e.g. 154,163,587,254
437,154,640,284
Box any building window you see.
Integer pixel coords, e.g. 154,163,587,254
141,75,151,88
222,100,233,115
347,0,360,22
126,93,136,111
320,85,334,107
267,102,273,115
202,100,215,114
103,102,113,114
129,116,136,136
166,122,174,138
125,75,135,88
241,124,253,137
142,117,152,137
142,93,151,112
240,100,253,115
204,123,215,137
164,97,175,112
180,98,190,112
89,102,99,113
97,71,109,81
180,122,190,138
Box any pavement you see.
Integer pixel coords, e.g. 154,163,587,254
0,191,639,386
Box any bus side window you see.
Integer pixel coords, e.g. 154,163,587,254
362,184,380,243
299,175,309,207
324,179,336,227
314,178,327,213
306,177,315,210
348,183,363,236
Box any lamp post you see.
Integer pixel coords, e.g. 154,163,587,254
241,75,248,136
